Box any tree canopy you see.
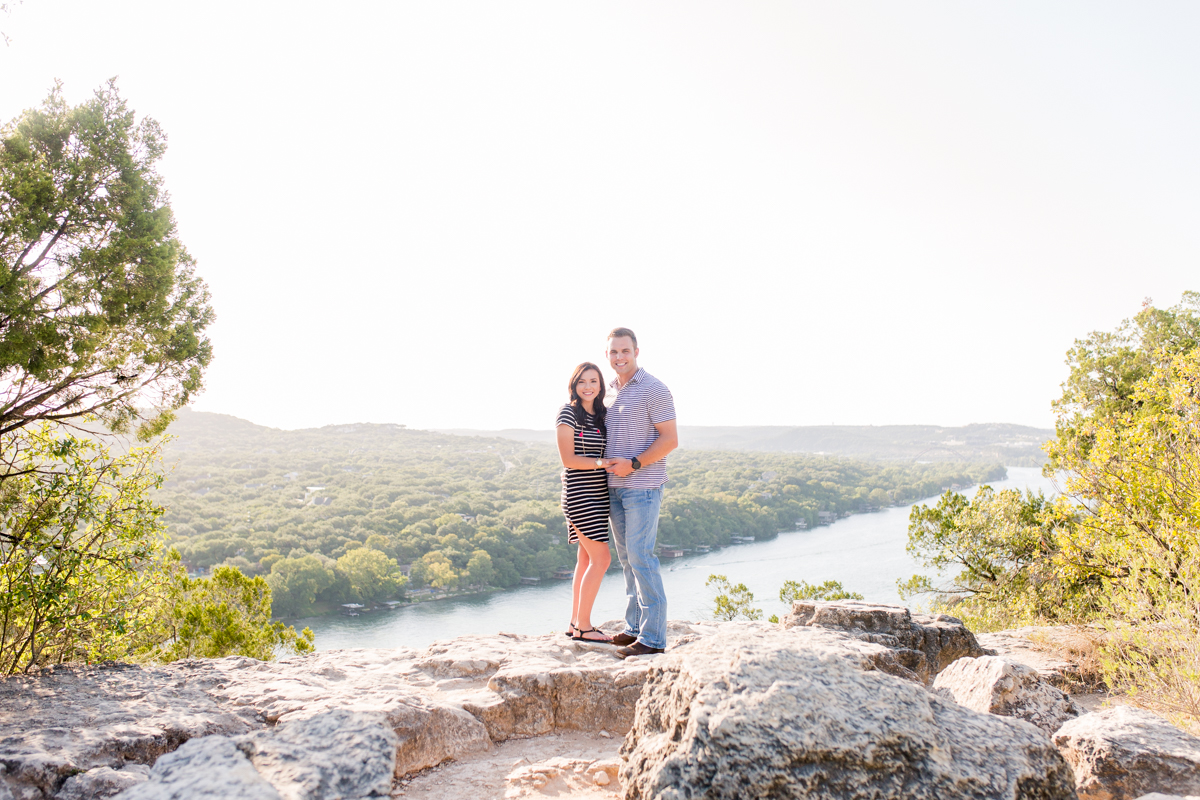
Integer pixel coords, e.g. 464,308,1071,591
0,81,214,455
901,292,1200,729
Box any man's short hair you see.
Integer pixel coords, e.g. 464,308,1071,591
607,327,637,348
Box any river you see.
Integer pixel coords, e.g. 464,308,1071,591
298,467,1057,651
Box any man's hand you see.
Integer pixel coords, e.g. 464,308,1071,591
606,458,635,477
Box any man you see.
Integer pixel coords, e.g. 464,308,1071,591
603,327,678,657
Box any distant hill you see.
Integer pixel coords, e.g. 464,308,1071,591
436,423,1053,466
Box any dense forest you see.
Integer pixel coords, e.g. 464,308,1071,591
155,410,1004,615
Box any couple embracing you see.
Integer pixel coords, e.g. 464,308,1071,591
555,327,677,658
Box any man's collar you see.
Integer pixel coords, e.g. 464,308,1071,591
611,367,646,389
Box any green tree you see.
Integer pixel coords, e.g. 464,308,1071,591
335,548,407,604
706,574,762,621
164,566,313,660
897,486,1084,630
780,579,864,604
0,81,214,457
416,551,459,591
1050,292,1200,469
465,549,495,587
266,554,336,617
0,424,173,673
1054,347,1200,728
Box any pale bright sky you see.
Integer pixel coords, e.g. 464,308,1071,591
3,2,1198,432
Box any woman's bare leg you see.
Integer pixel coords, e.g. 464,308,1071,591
573,530,612,637
569,528,591,633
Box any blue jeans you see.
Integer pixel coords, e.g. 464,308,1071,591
609,487,666,649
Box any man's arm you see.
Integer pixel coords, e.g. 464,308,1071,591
608,419,678,477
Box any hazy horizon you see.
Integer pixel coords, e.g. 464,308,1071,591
179,406,1052,436
5,2,1197,432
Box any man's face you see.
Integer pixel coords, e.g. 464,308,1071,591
607,336,639,377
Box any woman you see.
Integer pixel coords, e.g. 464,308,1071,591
555,362,614,643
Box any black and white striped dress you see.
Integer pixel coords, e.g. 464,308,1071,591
556,404,611,544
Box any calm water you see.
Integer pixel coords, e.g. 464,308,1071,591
299,467,1057,651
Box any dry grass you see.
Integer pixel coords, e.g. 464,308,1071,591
1027,625,1108,692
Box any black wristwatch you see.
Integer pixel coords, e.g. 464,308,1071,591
631,457,642,470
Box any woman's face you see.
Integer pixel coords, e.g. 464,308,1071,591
575,369,602,405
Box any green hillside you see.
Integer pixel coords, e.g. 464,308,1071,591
154,410,1005,612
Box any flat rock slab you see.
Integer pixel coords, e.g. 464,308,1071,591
0,625,699,799
933,655,1080,735
1054,706,1200,800
621,625,1078,800
0,663,257,799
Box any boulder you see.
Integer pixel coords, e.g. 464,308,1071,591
932,655,1080,734
1054,706,1200,800
621,625,1078,800
54,765,150,800
113,736,281,800
782,600,986,682
237,709,398,799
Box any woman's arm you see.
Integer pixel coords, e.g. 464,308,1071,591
556,424,608,470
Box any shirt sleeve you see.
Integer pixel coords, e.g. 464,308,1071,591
648,383,676,425
556,404,577,428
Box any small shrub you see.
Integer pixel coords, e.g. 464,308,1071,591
706,574,762,621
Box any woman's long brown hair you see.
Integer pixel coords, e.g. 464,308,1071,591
568,362,607,434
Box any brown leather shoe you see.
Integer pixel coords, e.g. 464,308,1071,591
610,632,638,647
616,642,664,658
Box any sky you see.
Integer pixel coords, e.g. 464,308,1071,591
3,2,1198,432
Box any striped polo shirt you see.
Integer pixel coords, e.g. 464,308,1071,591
606,367,676,489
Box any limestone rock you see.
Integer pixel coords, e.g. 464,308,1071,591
621,625,1077,800
976,627,1102,692
0,765,15,800
55,765,151,800
933,655,1080,734
503,756,621,797
1054,706,1200,800
0,663,256,799
113,736,281,800
238,709,398,799
782,600,986,682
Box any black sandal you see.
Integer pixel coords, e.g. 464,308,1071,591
572,627,613,643
564,623,577,638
